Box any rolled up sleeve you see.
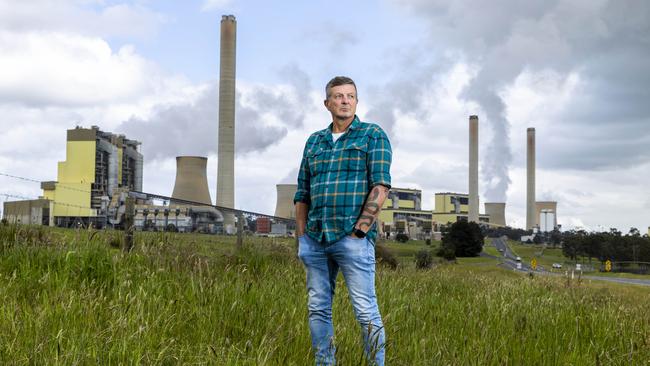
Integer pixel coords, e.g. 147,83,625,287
367,126,392,189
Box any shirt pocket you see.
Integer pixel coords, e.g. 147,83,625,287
306,146,326,176
342,140,368,172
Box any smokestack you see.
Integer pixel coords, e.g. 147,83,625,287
526,127,536,230
217,15,236,210
275,184,298,219
469,115,479,223
485,202,506,227
172,156,212,205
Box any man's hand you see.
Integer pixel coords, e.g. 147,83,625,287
350,229,366,239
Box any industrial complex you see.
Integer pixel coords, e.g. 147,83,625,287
1,14,563,238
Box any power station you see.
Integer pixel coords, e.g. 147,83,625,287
2,14,573,236
3,125,143,227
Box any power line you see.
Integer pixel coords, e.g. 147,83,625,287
0,172,93,194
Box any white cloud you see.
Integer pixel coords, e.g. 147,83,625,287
0,31,163,107
0,0,166,39
201,0,233,12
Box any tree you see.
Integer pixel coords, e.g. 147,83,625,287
440,221,484,257
549,228,562,247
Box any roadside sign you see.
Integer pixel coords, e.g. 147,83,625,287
605,260,612,272
531,258,537,270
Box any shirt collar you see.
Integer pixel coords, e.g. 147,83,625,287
322,115,360,136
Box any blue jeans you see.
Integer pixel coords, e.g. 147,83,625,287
298,234,386,366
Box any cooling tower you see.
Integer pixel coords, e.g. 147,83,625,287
535,201,557,232
468,115,479,223
275,184,297,219
526,128,536,230
216,15,236,209
485,202,506,227
172,156,212,205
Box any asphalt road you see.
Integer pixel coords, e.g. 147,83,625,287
487,237,650,287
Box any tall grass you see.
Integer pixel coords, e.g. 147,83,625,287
0,224,649,364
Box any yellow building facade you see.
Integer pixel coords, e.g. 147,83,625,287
43,136,96,217
41,126,142,227
378,188,433,238
432,192,489,227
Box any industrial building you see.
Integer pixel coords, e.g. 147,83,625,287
104,156,227,233
2,199,51,225
535,201,558,232
431,192,490,229
378,188,433,239
3,126,143,228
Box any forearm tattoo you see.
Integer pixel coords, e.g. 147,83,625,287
356,185,389,230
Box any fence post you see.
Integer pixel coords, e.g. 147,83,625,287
236,212,243,250
124,196,135,252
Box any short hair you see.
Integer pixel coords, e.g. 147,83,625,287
325,76,357,99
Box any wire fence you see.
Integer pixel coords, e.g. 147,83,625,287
0,171,296,234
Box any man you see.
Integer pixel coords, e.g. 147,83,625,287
294,76,392,365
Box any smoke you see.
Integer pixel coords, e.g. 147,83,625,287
389,0,650,201
279,167,299,185
365,49,455,138
118,65,314,160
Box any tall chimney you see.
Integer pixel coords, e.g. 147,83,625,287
469,115,479,223
526,127,536,230
217,15,236,210
172,156,212,205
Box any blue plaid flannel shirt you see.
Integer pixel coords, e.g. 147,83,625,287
294,115,392,245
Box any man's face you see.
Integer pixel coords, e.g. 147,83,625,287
324,84,357,120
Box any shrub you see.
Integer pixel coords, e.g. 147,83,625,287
395,233,409,243
425,238,431,245
436,246,456,261
442,221,483,257
375,243,398,269
415,249,434,269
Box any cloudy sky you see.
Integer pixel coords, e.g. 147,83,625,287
0,0,648,232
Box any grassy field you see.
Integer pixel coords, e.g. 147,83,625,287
1,225,650,365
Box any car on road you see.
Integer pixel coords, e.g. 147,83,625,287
515,256,521,262
516,262,522,270
552,263,562,269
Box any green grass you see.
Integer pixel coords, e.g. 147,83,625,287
382,239,438,262
506,241,566,267
482,240,506,259
1,225,650,365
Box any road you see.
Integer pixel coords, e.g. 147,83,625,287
487,237,650,287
